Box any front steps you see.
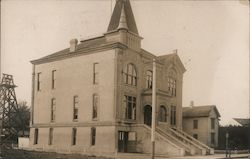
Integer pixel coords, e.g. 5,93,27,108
131,124,213,157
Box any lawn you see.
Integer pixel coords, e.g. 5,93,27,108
1,149,112,159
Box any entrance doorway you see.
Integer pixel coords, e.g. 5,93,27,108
144,105,152,126
118,131,128,152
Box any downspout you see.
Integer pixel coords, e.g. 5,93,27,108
30,64,35,127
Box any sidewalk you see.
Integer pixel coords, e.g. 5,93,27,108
116,153,250,159
172,153,249,159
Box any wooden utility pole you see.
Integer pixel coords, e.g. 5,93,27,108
151,59,156,159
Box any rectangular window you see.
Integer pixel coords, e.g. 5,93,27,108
93,63,99,84
91,127,96,146
146,71,153,89
48,128,53,145
51,98,56,122
92,94,98,119
193,134,198,139
52,70,56,89
34,128,39,145
211,118,215,129
211,133,215,145
37,73,41,91
168,77,176,96
123,95,136,120
73,96,79,121
193,120,198,129
72,128,77,145
170,105,176,126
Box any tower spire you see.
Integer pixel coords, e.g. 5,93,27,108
117,4,128,30
107,0,139,35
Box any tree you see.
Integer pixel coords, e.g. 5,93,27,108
15,101,30,137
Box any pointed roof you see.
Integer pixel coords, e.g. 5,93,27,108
107,0,139,35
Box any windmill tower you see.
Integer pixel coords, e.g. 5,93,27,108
0,74,19,150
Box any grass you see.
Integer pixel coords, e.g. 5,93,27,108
1,149,112,159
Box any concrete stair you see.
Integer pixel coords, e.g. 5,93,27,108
157,126,214,156
172,128,214,155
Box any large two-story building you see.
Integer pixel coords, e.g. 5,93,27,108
29,0,213,157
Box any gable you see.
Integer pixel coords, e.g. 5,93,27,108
158,53,186,74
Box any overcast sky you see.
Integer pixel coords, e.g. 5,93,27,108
1,0,249,125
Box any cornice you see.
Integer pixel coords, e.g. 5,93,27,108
31,42,128,65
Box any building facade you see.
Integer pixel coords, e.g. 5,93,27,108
29,0,212,157
182,105,221,148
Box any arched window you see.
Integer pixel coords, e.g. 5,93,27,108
146,70,153,89
167,70,177,96
92,94,99,119
159,106,167,122
123,63,137,86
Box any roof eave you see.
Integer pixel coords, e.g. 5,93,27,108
31,42,127,65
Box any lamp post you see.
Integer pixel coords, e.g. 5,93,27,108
226,132,229,158
151,59,156,159
248,121,250,159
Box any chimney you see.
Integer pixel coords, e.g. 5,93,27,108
190,100,194,107
69,39,78,52
173,49,178,54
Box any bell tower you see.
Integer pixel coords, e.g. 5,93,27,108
105,0,142,52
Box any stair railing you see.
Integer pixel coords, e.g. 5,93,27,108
172,128,213,154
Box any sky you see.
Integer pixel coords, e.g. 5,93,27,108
1,0,249,125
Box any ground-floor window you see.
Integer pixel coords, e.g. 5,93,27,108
211,132,215,145
193,134,198,139
91,127,96,146
144,105,152,126
34,128,39,145
72,128,77,145
118,131,128,152
170,105,176,126
48,128,53,145
159,105,167,122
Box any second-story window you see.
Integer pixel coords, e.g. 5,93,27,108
52,70,56,89
123,95,136,120
93,63,99,84
146,70,153,89
168,77,176,96
37,72,41,91
123,64,137,86
211,118,215,129
73,96,79,121
51,98,56,122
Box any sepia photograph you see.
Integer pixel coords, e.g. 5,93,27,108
0,0,249,158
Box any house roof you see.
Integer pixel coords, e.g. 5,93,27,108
31,37,127,64
234,118,250,126
107,0,139,35
183,105,221,118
